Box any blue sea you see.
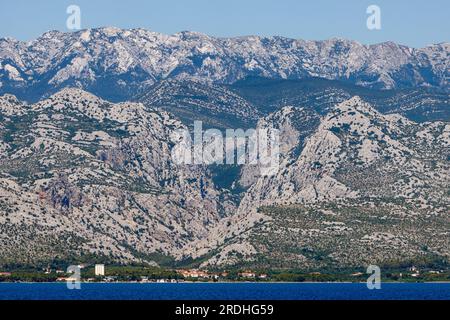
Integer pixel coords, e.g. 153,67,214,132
0,283,449,300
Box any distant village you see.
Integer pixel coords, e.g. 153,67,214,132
60,265,269,283
0,264,270,283
70,266,268,283
1,264,448,283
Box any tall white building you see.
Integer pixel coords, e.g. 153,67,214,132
95,264,105,276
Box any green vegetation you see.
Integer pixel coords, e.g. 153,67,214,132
1,263,449,283
243,200,450,271
82,265,181,281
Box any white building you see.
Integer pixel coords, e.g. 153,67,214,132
95,264,105,276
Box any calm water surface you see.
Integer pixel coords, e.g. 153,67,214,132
0,283,449,300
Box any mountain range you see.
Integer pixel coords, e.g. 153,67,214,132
0,27,448,102
0,28,448,270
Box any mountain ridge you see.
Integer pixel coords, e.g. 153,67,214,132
2,88,446,269
0,27,448,103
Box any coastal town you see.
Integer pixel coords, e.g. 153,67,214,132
0,264,448,283
0,264,270,283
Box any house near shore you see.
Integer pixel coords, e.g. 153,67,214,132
239,271,256,278
177,269,210,278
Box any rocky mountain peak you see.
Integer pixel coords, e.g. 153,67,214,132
0,93,24,115
331,96,381,119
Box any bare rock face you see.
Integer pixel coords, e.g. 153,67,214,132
237,97,449,209
0,88,237,265
0,88,448,269
198,97,449,268
45,174,85,211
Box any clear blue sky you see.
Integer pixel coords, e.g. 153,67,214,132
0,0,448,47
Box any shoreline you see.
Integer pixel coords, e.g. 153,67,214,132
1,281,449,284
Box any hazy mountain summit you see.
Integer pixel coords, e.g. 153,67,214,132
0,27,448,102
